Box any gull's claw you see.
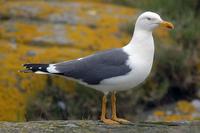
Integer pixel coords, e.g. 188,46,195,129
112,117,131,124
101,118,119,125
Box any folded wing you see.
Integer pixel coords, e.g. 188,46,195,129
54,48,131,85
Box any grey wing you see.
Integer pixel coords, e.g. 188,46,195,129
54,48,131,85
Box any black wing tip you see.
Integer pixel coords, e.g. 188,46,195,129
20,63,50,73
23,63,31,68
20,63,33,73
18,69,33,73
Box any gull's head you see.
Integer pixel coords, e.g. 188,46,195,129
135,11,174,31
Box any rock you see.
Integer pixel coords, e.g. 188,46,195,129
48,13,79,25
0,120,200,133
66,123,79,128
57,101,66,110
0,1,138,46
145,100,200,122
26,50,36,56
32,24,73,46
192,99,200,111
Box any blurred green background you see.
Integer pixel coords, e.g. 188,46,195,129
0,0,199,122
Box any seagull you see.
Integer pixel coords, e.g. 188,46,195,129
21,11,174,124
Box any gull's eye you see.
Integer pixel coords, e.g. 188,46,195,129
147,17,151,20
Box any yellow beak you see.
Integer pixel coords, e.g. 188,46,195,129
160,21,174,29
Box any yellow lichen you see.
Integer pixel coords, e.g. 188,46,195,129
177,100,196,114
164,114,193,122
153,110,165,117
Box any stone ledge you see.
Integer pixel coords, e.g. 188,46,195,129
0,120,200,133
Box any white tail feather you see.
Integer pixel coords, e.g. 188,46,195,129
35,71,49,74
47,64,60,73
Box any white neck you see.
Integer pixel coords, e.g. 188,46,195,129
123,28,155,62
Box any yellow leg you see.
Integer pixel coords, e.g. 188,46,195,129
100,94,119,125
111,91,130,124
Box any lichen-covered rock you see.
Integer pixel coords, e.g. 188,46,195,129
147,100,200,122
0,1,137,46
0,120,200,133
